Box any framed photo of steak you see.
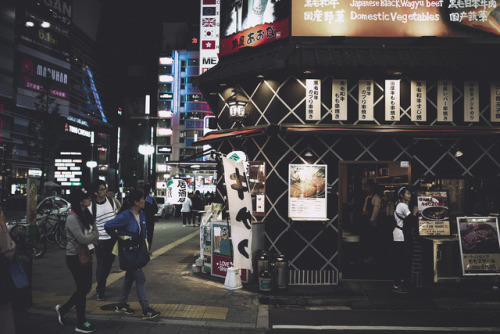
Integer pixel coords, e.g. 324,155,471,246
288,164,327,220
457,217,500,276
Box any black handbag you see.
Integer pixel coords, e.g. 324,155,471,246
118,234,150,271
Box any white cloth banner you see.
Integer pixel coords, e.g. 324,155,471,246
464,81,479,123
358,80,374,121
411,80,426,122
306,79,321,121
437,80,453,122
490,82,500,123
332,79,347,121
385,80,400,121
222,156,253,270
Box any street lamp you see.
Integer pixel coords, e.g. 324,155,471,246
86,160,97,185
227,88,249,127
139,144,154,185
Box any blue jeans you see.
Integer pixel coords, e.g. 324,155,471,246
119,268,149,312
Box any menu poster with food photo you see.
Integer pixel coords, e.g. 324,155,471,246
288,164,327,220
457,217,500,275
417,191,450,236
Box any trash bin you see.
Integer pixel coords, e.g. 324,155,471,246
258,270,272,292
274,253,288,290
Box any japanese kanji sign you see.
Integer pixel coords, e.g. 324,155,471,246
332,79,347,121
490,82,500,122
411,80,427,122
464,81,479,122
385,80,400,121
222,156,253,270
166,179,187,204
358,80,374,121
306,79,321,121
437,80,453,122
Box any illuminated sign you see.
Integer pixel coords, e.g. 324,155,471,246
67,116,89,127
185,101,212,112
55,152,82,186
65,123,91,138
159,57,174,65
185,120,204,129
28,169,42,177
157,145,172,154
220,0,290,57
157,164,168,172
86,66,108,123
159,75,174,82
200,1,220,73
185,94,203,101
158,110,173,118
157,128,173,136
19,54,69,99
291,0,500,37
159,92,173,100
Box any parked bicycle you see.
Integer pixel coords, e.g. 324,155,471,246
37,210,68,249
9,221,47,259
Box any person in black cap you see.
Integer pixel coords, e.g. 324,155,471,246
55,188,99,333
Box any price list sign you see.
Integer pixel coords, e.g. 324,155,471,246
457,217,500,276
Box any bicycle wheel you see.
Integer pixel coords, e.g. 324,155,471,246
55,223,67,249
39,219,56,244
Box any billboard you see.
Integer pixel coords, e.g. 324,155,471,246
291,0,500,37
220,0,291,56
18,53,69,99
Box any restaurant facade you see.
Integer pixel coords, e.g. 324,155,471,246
194,0,500,286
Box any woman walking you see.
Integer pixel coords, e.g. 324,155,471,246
392,186,418,293
55,189,99,333
104,189,160,320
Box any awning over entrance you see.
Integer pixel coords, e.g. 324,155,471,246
192,123,500,147
191,125,278,146
282,124,500,138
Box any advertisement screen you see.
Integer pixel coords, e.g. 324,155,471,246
220,0,291,56
291,0,500,37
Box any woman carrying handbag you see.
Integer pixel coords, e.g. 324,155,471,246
55,189,98,333
104,189,160,320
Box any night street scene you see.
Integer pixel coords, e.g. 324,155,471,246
2,0,500,333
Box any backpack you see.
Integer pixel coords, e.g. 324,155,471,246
91,196,115,221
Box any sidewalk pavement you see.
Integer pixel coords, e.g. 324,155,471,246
13,217,500,333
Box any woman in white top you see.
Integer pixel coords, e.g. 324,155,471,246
392,186,418,293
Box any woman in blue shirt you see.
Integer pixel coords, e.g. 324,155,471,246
104,189,160,320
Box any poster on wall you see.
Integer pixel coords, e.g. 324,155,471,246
417,191,450,236
288,164,327,220
219,0,290,56
457,217,500,275
291,0,500,37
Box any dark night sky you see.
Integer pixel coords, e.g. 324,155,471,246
96,0,200,113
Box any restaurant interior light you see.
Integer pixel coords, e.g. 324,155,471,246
451,145,463,158
41,21,51,28
25,21,34,27
303,70,312,74
227,88,249,127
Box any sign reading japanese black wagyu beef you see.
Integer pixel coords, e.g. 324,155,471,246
417,191,450,236
292,0,500,37
457,217,500,275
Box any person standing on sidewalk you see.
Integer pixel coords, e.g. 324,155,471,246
104,189,160,320
55,189,99,333
392,186,418,293
143,184,157,251
89,180,118,301
181,193,193,227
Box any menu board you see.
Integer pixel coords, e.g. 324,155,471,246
288,164,327,220
417,191,450,236
457,217,500,275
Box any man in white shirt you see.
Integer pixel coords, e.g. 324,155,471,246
181,193,193,227
89,180,117,301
